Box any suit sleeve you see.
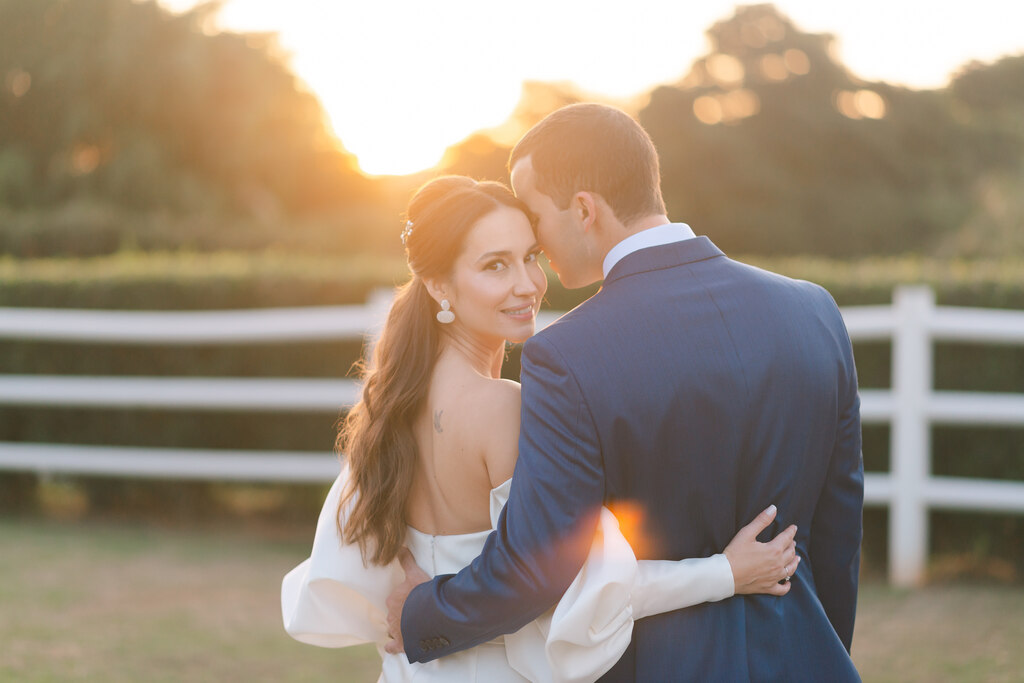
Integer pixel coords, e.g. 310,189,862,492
810,302,864,652
400,334,605,663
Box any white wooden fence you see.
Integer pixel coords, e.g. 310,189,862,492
1,285,1023,586
847,286,1024,586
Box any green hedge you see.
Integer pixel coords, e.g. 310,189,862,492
0,251,409,309
2,252,1022,579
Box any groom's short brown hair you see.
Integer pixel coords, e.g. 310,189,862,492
509,103,667,225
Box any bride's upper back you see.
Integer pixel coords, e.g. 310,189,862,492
406,353,521,536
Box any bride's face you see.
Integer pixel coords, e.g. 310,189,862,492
444,206,547,345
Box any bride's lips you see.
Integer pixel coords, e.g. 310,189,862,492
502,303,536,321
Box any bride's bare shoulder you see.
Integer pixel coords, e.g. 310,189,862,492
478,376,521,409
459,376,521,486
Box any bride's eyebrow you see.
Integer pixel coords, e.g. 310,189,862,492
476,250,512,263
479,244,544,264
475,243,540,263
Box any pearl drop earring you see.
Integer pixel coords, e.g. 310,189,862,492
436,299,455,324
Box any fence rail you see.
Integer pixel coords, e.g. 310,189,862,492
2,285,1023,586
0,375,357,411
0,442,340,482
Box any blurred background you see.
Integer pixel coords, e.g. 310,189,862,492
1,1,1023,680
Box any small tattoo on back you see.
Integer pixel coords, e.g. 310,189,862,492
433,410,444,434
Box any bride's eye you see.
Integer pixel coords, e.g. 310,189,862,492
485,260,507,272
524,251,540,264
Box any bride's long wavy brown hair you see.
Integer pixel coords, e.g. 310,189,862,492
337,176,531,565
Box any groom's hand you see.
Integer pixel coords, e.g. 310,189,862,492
384,547,430,655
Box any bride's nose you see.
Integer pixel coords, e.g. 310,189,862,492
511,263,540,297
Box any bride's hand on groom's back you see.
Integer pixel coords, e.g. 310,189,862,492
723,505,800,596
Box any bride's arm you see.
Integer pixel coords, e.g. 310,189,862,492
631,505,799,619
529,506,799,683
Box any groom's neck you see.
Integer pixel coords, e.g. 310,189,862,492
623,214,672,235
594,213,673,261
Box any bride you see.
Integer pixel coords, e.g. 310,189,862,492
282,176,799,682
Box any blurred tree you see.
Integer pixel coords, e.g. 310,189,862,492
947,55,1024,255
641,4,1017,257
951,55,1024,115
2,1,1020,258
936,166,1024,257
438,133,510,185
0,0,372,214
497,81,586,142
438,81,586,185
0,145,32,204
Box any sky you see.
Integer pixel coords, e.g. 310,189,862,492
159,0,1024,176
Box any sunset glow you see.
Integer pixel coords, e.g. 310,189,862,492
160,0,1024,177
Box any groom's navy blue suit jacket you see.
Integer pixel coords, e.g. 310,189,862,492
402,237,863,681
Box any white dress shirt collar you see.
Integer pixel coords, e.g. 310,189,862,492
602,222,697,279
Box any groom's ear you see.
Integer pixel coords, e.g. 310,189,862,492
572,191,598,233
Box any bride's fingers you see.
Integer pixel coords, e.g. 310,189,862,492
775,556,802,587
736,504,778,542
765,524,798,551
768,577,794,596
397,547,430,582
397,547,417,572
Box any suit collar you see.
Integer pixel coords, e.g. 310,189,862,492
602,235,725,286
602,223,697,278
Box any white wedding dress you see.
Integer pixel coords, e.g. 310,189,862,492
282,465,734,683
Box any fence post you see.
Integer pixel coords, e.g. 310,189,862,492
888,285,934,587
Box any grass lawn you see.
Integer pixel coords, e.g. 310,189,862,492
1,516,1021,682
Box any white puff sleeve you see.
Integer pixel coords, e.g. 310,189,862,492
501,490,735,683
281,466,402,648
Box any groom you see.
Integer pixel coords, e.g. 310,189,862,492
388,103,863,680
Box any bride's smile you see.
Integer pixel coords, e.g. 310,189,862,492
501,303,536,320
